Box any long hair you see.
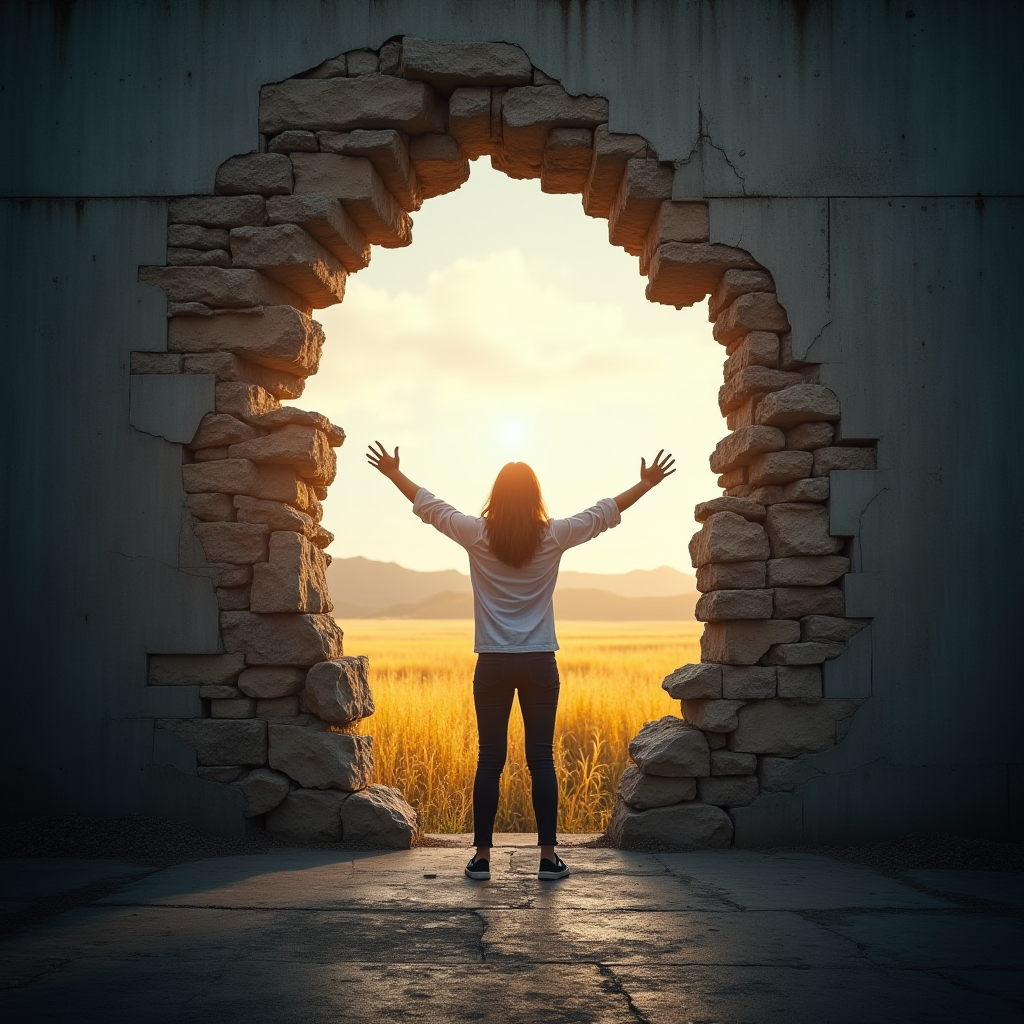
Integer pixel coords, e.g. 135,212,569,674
482,462,549,568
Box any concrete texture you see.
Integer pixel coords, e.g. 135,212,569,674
2,842,1021,1022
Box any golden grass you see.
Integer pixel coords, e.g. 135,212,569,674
348,619,701,834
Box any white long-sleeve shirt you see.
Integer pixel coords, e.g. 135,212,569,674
412,487,621,653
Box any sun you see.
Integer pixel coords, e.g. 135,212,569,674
500,420,526,445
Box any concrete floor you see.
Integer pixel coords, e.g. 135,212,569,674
2,835,1022,1022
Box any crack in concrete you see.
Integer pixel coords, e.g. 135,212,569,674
596,963,654,1024
468,908,489,963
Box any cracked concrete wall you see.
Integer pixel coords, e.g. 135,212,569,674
1,0,1021,840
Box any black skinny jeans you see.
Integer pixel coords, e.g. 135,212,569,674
472,652,560,848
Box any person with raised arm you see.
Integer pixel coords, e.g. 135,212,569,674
367,443,675,881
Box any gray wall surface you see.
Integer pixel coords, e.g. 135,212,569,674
2,0,1021,841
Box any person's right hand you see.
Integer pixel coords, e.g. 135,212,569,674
640,450,676,488
367,441,400,477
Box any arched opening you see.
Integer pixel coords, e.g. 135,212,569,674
136,37,878,849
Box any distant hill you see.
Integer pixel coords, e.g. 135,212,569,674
326,557,697,621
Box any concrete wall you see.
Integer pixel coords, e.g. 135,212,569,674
2,0,1021,842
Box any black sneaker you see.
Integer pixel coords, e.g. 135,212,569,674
465,857,490,880
538,855,570,880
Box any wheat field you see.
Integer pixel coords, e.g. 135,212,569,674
348,619,701,835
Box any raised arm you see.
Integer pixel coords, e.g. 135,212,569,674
614,450,676,514
366,441,420,503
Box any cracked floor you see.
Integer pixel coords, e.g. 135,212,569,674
2,837,1022,1022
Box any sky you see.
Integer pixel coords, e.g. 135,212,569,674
293,161,726,576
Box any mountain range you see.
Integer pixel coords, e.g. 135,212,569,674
326,556,698,621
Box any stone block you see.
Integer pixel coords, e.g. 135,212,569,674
192,522,269,564
169,305,324,376
662,663,722,700
399,38,532,91
628,716,709,777
168,224,232,250
316,131,351,153
617,764,696,810
448,87,493,158
606,799,733,849
689,512,770,567
582,124,649,218
501,84,608,177
216,585,249,611
260,76,445,135
235,768,291,817
722,665,776,699
340,785,420,848
128,350,182,375
268,130,319,153
713,292,790,344
763,642,831,666
304,656,374,723
707,733,728,750
773,586,844,618
266,195,370,272
607,159,675,254
801,615,870,643
157,719,267,766
709,425,786,474
782,477,830,502
409,134,470,198
183,352,304,401
266,788,345,841
215,153,293,196
234,495,316,537
679,698,746,733
708,269,776,321
299,54,347,79
755,384,841,426
723,332,781,379
291,153,412,248
379,41,401,76
700,619,800,665
168,195,266,228
220,611,344,666
786,422,834,450
697,775,759,807
189,413,261,450
167,247,231,268
344,48,377,75
194,447,230,462
639,201,710,274
710,750,757,776
729,698,861,755
813,447,877,476
210,697,256,719
767,556,850,587
269,724,372,790
341,128,420,210
149,653,245,686
229,424,335,486
694,496,766,523
139,266,305,311
776,665,822,700
696,560,767,592
759,755,822,792
238,665,308,699
540,128,593,194
257,696,301,718
719,366,806,414
229,225,346,307
186,492,236,522
182,458,304,507
647,241,761,308
716,468,747,490
251,531,332,614
696,589,774,621
766,503,843,557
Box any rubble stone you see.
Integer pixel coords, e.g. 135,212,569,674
679,698,746,733
700,618,800,665
229,423,336,486
168,224,232,249
776,665,823,700
582,125,649,218
168,195,266,227
729,698,861,755
628,716,710,777
710,750,757,776
709,425,786,474
606,799,733,849
696,560,767,592
763,642,831,666
235,768,291,817
193,522,269,564
780,477,831,502
719,366,805,414
786,422,834,450
647,242,762,308
185,492,236,522
238,666,308,699
755,384,841,426
188,413,261,450
722,665,776,699
713,292,790,344
229,225,346,307
766,503,844,557
409,134,470,198
345,49,378,76
183,458,302,506
724,332,781,377
156,719,267,766
268,130,319,153
697,775,759,807
617,764,696,809
662,662,722,700
694,496,767,523
266,788,345,841
540,127,593,194
167,247,231,268
689,512,770,567
215,586,249,611
266,194,370,272
448,87,493,158
257,696,301,718
773,586,845,618
215,153,293,196
341,129,420,210
708,269,776,321
210,697,255,719
400,38,532,90
801,615,870,642
183,352,305,401
340,785,419,848
139,266,305,311
130,352,182,374
813,447,877,475
607,159,675,254
268,724,372,790
149,653,245,686
220,611,344,665
639,201,710,274
767,556,850,587
234,495,316,537
304,656,374,723
696,589,774,621
251,531,332,614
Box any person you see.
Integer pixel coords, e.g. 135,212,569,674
366,442,676,881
